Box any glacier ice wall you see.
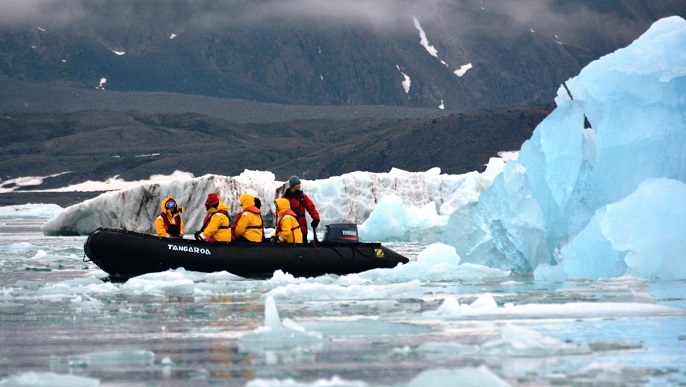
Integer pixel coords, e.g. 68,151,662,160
42,166,498,237
442,16,686,279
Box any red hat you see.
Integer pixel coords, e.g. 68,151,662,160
205,193,220,206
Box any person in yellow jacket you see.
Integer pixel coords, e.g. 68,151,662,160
233,193,264,243
155,196,184,238
195,193,232,243
272,198,303,244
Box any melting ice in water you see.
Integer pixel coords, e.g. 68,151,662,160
238,296,324,351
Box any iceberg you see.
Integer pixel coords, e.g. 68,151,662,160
41,165,499,238
442,16,686,279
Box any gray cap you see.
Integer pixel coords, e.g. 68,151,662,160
288,176,301,187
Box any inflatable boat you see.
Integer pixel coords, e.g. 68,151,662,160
83,225,409,280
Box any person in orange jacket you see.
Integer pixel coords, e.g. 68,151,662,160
272,198,303,244
155,196,184,238
282,176,320,243
195,193,232,243
233,193,264,243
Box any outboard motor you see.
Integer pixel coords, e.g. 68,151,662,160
323,223,359,243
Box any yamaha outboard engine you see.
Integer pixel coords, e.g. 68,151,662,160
323,224,359,243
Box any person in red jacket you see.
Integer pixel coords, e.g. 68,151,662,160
281,176,320,243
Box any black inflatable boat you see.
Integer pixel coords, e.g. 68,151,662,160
84,225,409,279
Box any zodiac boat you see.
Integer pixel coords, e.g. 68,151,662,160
83,224,409,280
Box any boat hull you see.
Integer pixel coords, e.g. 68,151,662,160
84,228,409,279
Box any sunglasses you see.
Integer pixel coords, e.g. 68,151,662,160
165,201,177,209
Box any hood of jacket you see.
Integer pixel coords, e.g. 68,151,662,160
208,200,229,214
275,198,292,216
160,196,183,214
240,193,255,210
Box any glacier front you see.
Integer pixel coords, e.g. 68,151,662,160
442,16,686,280
41,166,500,239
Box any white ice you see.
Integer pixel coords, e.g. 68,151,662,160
407,366,510,387
238,296,324,351
41,164,501,238
422,293,684,320
0,371,99,387
0,204,62,219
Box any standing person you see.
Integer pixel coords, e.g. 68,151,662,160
282,175,320,243
155,196,184,238
233,193,264,243
272,198,303,244
195,193,232,243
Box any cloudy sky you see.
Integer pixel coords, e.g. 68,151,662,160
0,0,655,47
0,0,611,28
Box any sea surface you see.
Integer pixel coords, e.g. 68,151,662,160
1,217,685,386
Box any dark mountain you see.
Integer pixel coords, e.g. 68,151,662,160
0,104,553,206
0,1,683,111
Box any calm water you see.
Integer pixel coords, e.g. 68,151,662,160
1,218,685,386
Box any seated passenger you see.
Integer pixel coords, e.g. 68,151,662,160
233,193,264,243
272,198,303,244
155,196,184,238
195,193,232,243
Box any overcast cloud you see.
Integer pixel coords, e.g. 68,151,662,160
0,0,636,44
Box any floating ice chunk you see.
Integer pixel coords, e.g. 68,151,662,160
424,296,684,320
0,371,99,387
358,179,488,241
246,376,367,387
430,296,461,316
423,294,498,318
38,278,117,298
0,242,38,252
267,280,423,301
298,319,433,338
533,263,567,282
203,271,244,281
407,366,509,387
481,324,590,357
121,269,198,295
470,293,498,310
0,203,63,219
359,243,510,283
68,350,154,368
416,341,479,355
359,195,410,240
266,269,335,285
567,361,644,385
238,296,323,351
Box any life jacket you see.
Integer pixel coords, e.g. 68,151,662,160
232,207,265,241
202,209,231,231
277,209,301,240
159,211,182,237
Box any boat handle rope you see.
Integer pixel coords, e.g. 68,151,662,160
310,226,322,257
311,240,321,257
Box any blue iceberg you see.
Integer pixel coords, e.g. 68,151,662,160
442,16,686,280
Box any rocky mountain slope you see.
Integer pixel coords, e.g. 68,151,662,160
1,1,683,111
